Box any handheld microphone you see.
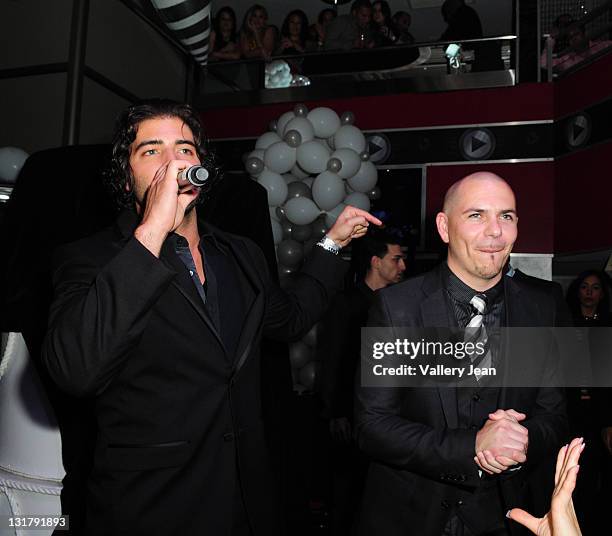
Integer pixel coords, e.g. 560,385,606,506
177,165,209,188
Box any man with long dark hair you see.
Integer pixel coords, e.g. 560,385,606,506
42,98,379,535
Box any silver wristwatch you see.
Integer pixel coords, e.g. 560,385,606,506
316,235,341,255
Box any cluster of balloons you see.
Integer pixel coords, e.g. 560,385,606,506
245,105,381,392
245,104,380,276
265,60,312,89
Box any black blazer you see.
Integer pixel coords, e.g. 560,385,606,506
355,265,568,536
42,209,346,535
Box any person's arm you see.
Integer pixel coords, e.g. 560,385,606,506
210,41,241,61
42,238,176,397
262,206,380,341
508,437,584,536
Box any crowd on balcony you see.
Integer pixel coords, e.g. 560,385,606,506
208,0,423,63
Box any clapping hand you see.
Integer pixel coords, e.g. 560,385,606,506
507,437,584,536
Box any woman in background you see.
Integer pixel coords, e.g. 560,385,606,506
240,4,275,60
310,8,337,49
278,9,312,55
371,1,396,46
209,6,241,61
565,269,612,535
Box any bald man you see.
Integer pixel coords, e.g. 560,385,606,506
355,173,567,536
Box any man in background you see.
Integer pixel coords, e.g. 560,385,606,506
318,228,406,535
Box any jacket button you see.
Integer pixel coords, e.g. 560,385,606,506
456,500,464,507
472,394,481,401
441,500,450,509
223,432,234,442
459,475,466,482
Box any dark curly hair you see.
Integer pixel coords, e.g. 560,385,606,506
105,98,222,209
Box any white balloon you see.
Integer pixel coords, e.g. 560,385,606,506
330,148,361,179
325,203,346,228
347,161,378,192
269,206,281,222
297,141,330,174
291,164,310,179
255,131,282,150
344,191,371,212
307,107,341,138
0,147,29,183
276,111,296,138
282,173,300,184
271,219,283,245
333,125,366,153
312,171,345,211
264,141,296,174
285,197,320,225
258,169,288,206
283,117,315,142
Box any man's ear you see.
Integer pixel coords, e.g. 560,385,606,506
435,212,450,244
370,255,380,272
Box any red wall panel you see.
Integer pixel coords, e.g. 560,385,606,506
200,83,554,139
554,141,612,254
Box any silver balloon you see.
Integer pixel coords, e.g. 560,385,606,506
277,239,304,268
367,186,382,200
276,206,286,220
327,157,342,173
245,156,264,176
340,111,355,125
327,136,336,150
292,224,313,242
279,265,296,277
281,219,293,239
287,181,313,200
294,103,309,117
310,217,328,238
269,119,278,132
360,151,370,161
284,129,302,148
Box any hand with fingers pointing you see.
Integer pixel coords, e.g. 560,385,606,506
507,437,584,536
325,205,383,248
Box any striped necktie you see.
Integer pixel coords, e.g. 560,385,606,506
466,293,491,380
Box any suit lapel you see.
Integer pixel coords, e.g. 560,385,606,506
421,267,460,429
225,239,263,373
498,276,533,408
115,209,228,351
160,238,227,353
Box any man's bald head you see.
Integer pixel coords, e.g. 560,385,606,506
442,172,514,214
436,172,518,291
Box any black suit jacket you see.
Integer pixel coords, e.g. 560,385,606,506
42,209,346,535
355,265,568,536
